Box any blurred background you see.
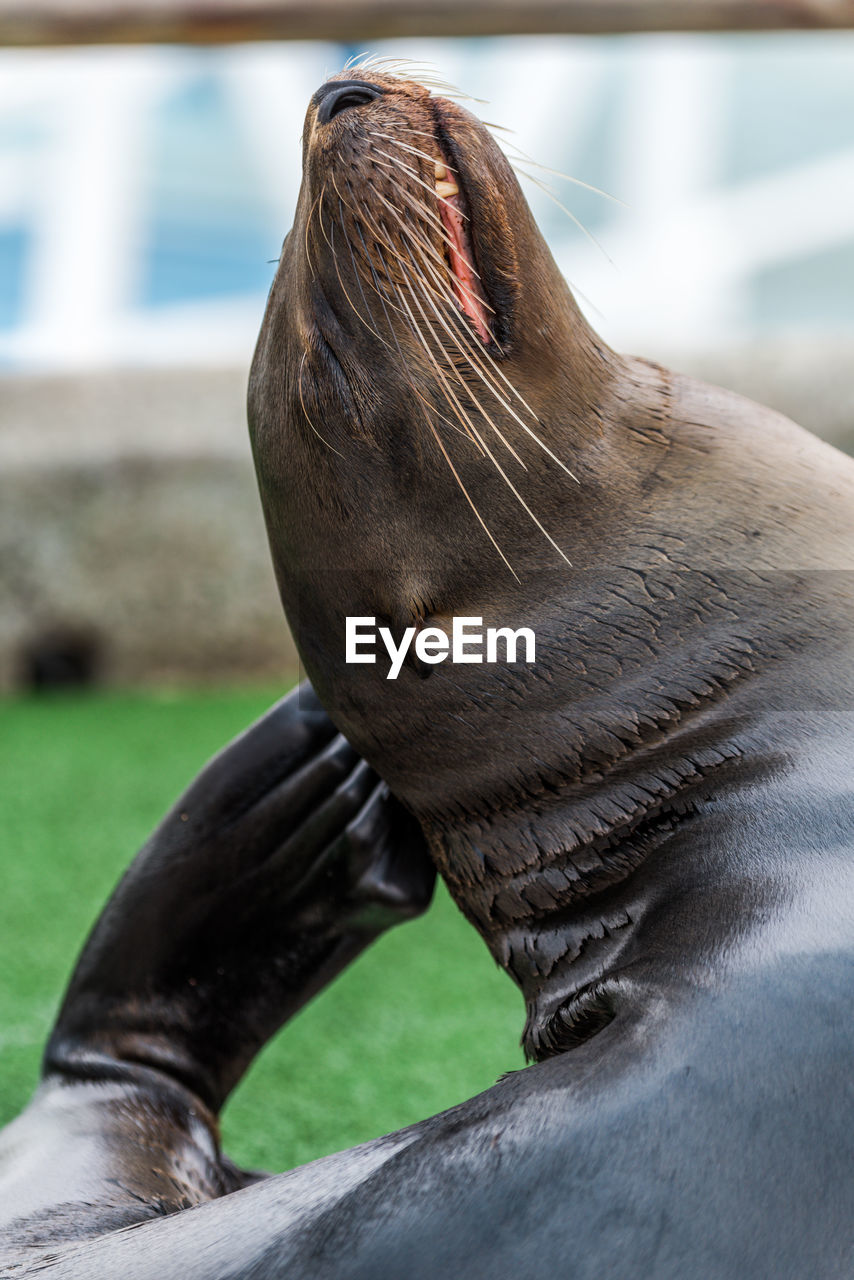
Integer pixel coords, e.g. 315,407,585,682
1,23,853,1173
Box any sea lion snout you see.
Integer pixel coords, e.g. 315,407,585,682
311,78,386,126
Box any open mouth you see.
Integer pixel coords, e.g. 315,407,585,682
432,155,492,346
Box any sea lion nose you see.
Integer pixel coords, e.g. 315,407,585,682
313,79,385,125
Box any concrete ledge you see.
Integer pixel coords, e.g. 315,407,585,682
0,368,295,692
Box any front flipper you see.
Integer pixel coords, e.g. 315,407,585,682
0,684,434,1257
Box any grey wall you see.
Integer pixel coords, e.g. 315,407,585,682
0,368,296,692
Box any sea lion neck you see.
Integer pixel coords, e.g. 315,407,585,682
415,569,854,1063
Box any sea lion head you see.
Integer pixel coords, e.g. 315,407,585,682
249,64,620,589
260,65,602,400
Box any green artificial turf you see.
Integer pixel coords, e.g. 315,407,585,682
0,687,524,1172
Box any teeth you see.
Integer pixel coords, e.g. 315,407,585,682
434,158,459,199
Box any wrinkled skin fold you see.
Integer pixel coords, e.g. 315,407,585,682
1,65,854,1278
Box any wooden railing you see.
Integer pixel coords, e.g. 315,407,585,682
1,0,853,47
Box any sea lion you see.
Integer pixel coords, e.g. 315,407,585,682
2,62,853,1279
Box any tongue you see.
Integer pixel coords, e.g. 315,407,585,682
439,194,492,344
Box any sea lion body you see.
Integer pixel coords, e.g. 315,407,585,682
1,65,853,1278
4,953,853,1279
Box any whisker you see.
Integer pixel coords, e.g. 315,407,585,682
367,134,490,292
310,189,479,447
361,204,425,281
507,153,624,206
513,167,613,265
369,129,456,173
308,63,582,570
381,248,487,451
425,417,518,577
360,225,479,446
400,246,525,468
365,175,493,335
304,188,324,281
379,179,483,282
342,183,409,318
389,125,449,144
403,242,564,474
298,353,344,457
328,176,396,340
371,150,470,222
334,210,388,344
362,145,579,481
317,193,384,340
396,264,495,452
340,53,484,103
409,241,581,485
391,276,517,576
370,185,492,321
400,258,571,567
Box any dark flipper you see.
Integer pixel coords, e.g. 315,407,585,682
0,684,434,1260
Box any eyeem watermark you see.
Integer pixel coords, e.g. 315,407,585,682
346,616,536,680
